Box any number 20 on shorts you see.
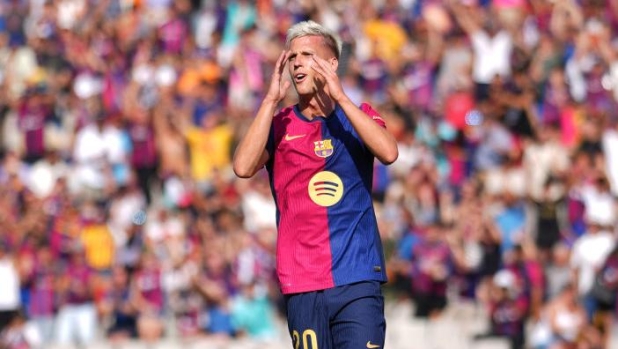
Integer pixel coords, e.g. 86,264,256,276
292,329,318,349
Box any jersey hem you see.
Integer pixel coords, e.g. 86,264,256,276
280,276,387,295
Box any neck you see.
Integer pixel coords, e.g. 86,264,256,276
298,92,335,120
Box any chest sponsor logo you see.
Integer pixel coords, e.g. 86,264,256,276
308,171,343,207
313,139,334,158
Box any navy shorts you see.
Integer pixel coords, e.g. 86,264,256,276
285,281,386,349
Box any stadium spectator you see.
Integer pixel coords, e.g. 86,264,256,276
530,282,587,349
101,265,138,343
0,241,20,335
54,247,98,347
475,269,528,349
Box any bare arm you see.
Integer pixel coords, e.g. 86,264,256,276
484,217,502,244
597,25,616,64
550,0,583,40
192,274,228,304
311,55,399,164
233,51,291,178
447,0,481,36
424,26,445,66
445,232,471,273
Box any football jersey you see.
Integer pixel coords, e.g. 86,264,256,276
265,103,387,294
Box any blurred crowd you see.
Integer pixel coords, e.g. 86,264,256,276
1,0,618,348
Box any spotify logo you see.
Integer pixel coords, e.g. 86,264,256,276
308,171,343,207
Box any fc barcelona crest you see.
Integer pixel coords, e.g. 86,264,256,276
314,139,334,158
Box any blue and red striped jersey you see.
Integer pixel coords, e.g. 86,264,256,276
265,103,387,294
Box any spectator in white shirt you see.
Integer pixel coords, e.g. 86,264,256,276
71,110,127,199
570,205,616,321
0,242,21,334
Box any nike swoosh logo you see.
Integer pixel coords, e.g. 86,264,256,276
284,133,306,141
366,341,380,349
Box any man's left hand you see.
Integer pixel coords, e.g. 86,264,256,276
311,55,344,102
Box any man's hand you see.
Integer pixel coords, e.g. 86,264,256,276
264,50,292,104
311,54,344,103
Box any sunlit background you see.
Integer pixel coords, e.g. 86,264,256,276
1,0,618,348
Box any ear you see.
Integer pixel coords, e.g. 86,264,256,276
330,57,339,72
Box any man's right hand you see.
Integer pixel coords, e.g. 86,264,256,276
264,50,291,104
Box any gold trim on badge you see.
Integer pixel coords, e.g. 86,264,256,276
308,171,343,207
313,139,334,158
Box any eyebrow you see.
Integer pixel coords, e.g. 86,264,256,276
288,49,316,59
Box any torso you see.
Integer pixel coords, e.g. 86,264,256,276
266,103,387,294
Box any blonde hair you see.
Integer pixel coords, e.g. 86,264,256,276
285,20,342,59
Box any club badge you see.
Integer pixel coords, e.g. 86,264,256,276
313,139,334,158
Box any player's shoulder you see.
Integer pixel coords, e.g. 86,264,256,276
273,105,296,120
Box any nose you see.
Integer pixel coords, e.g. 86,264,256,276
291,54,308,68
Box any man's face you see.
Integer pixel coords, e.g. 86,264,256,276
287,35,335,96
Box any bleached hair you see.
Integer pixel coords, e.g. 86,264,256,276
285,20,342,59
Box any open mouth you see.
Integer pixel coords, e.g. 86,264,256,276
294,73,307,83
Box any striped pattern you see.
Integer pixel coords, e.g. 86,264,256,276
266,103,387,294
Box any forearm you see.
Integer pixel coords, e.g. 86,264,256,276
449,2,479,35
232,98,277,177
337,96,398,164
530,288,543,319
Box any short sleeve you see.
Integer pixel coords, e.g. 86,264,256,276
360,103,386,128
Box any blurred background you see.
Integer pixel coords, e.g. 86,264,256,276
1,0,618,348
